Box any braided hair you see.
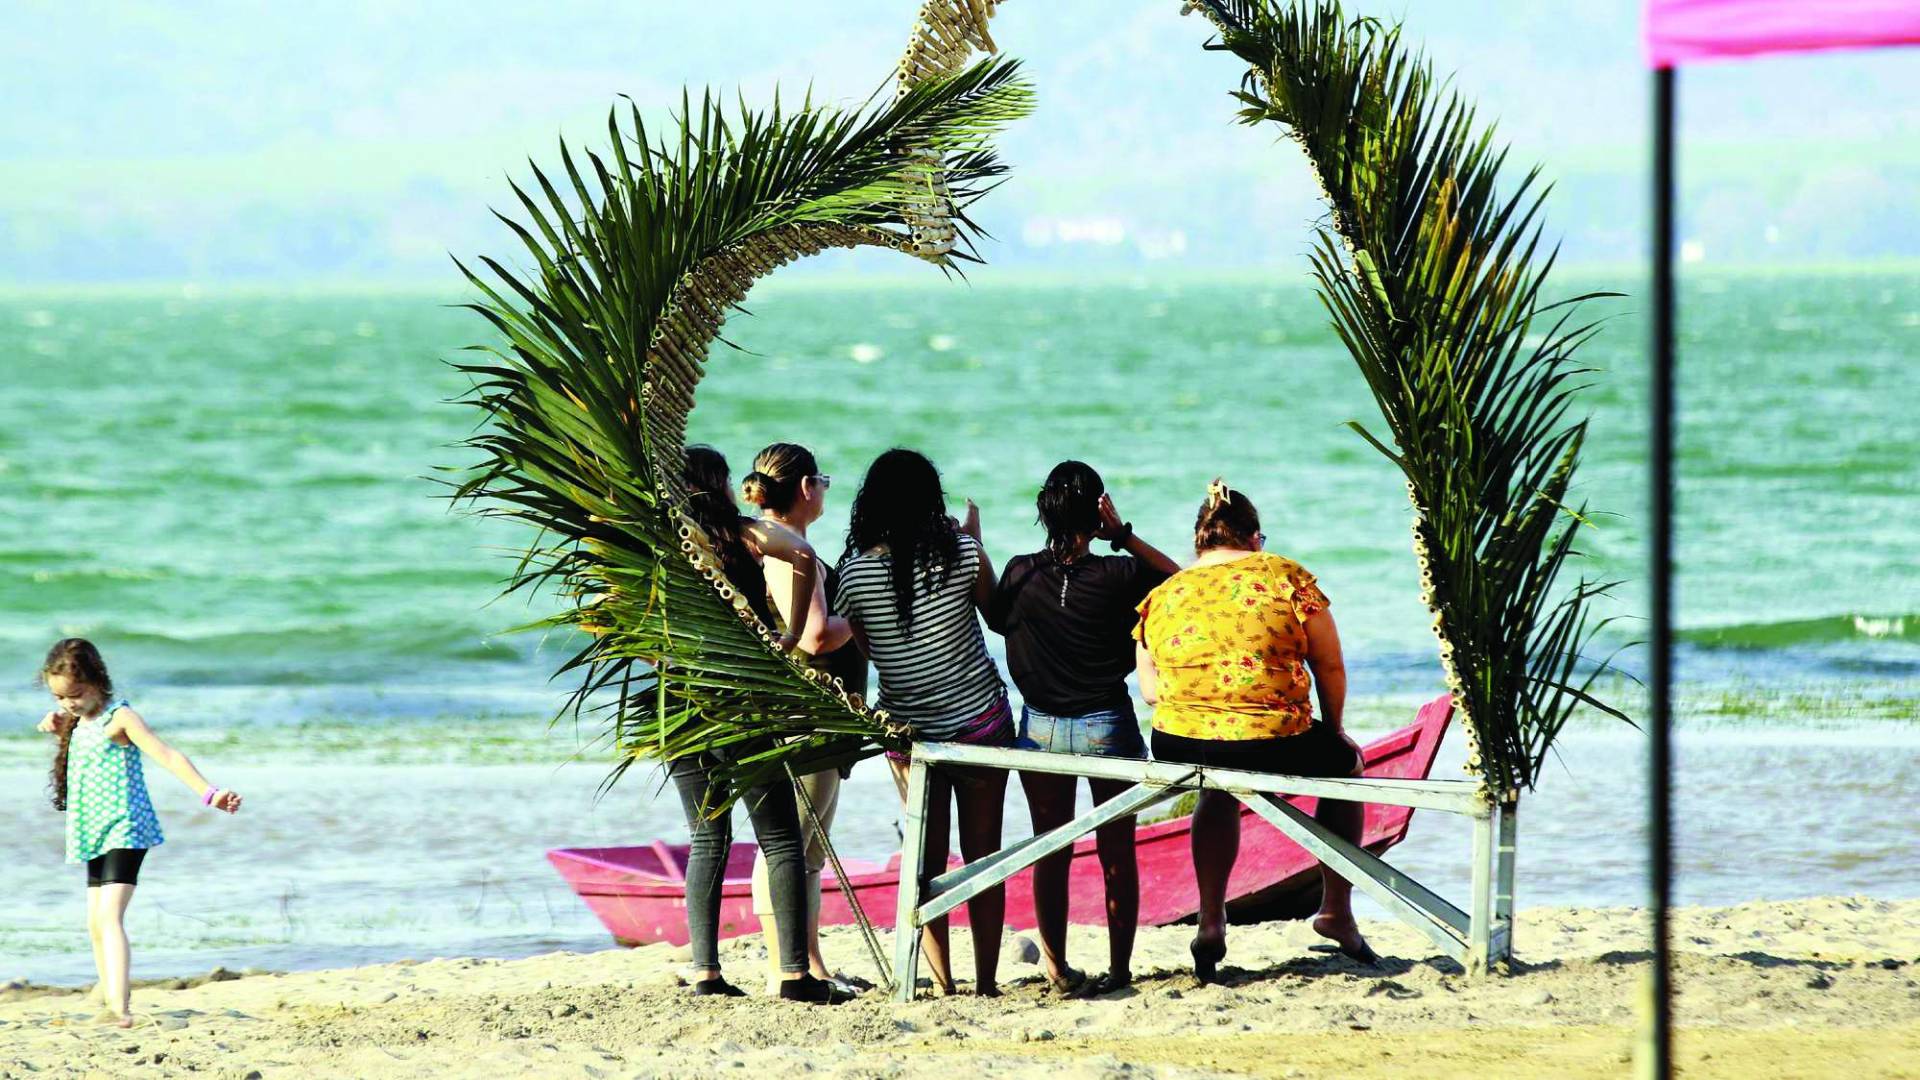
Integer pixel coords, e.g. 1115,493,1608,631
1036,460,1103,563
1036,460,1104,607
843,448,962,636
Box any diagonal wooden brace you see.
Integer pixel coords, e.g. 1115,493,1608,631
1246,792,1477,969
915,775,1192,926
891,742,1513,998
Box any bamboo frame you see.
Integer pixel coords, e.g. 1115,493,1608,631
890,742,1517,1001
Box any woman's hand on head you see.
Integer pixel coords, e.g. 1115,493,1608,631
1095,493,1125,540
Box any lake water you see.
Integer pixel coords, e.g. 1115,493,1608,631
1,270,1913,982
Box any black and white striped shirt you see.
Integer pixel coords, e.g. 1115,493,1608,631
834,533,1005,739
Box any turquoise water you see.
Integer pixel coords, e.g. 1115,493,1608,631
0,270,1914,981
3,271,1914,708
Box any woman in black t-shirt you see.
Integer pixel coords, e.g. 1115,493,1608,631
986,460,1180,996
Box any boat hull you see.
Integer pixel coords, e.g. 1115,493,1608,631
549,694,1452,947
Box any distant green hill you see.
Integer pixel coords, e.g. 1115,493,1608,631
2,0,1914,284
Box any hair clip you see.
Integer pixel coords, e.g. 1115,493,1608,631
1206,477,1230,510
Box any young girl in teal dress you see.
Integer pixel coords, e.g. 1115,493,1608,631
36,639,243,1027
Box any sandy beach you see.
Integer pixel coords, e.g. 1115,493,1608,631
3,895,1914,1079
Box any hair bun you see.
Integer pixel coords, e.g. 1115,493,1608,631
740,472,770,506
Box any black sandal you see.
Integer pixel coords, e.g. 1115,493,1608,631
778,973,854,1005
1069,970,1132,998
1191,935,1227,983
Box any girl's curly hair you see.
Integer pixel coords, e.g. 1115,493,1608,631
41,638,112,812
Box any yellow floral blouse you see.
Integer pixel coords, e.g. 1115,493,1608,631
1133,552,1330,740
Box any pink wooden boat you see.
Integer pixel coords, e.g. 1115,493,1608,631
549,694,1452,946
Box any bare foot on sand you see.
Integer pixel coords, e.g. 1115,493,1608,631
1312,914,1380,965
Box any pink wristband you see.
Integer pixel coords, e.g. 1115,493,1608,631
203,787,219,807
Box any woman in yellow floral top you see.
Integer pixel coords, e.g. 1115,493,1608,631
1134,479,1377,977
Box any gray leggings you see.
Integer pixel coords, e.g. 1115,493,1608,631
667,754,808,974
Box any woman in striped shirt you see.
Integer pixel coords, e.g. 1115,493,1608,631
834,448,1012,996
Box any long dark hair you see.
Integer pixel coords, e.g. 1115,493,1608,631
741,442,818,515
682,445,756,591
843,448,962,634
1036,460,1103,563
41,638,112,812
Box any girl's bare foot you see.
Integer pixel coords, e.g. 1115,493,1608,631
974,983,1001,998
1311,914,1380,965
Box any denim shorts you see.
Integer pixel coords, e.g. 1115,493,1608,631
1016,703,1147,759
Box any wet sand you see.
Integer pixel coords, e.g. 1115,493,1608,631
2,895,1915,1078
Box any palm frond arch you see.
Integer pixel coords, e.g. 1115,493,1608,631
458,0,1621,803
455,59,1035,792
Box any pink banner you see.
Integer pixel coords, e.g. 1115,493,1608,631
1647,0,1920,66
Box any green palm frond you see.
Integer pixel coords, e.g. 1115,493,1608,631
458,0,1621,803
1192,0,1625,795
452,59,1034,801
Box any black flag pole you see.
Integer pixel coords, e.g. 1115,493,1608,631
1649,64,1678,1080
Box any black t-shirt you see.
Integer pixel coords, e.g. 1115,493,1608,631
987,551,1170,716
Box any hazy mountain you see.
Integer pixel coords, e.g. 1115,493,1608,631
2,1,1914,284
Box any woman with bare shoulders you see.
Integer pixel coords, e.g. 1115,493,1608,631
739,442,865,996
667,445,849,1004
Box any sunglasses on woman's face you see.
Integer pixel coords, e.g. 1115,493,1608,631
812,474,832,490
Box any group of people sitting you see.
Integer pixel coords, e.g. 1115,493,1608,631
670,443,1377,1005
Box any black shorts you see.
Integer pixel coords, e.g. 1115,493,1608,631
1151,724,1360,778
85,848,148,887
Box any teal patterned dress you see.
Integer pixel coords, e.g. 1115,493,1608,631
65,701,165,863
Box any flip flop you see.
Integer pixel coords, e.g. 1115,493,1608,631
1308,938,1382,966
1068,971,1132,998
1045,966,1088,995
